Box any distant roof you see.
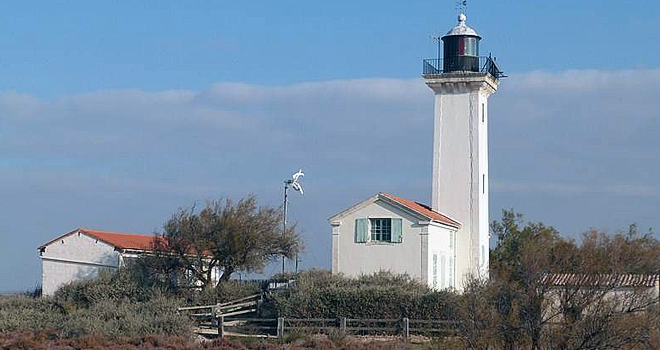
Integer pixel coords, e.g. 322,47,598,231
541,274,660,288
380,193,461,228
38,228,159,251
443,13,481,38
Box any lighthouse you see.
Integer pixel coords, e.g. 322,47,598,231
328,11,504,292
423,13,504,282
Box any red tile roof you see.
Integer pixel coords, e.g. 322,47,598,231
380,193,461,228
541,274,660,288
79,229,159,250
38,228,159,251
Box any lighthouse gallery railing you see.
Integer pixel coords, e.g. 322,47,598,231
423,56,506,79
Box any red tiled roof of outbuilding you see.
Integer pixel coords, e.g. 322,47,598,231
79,229,159,250
38,228,160,251
541,274,660,288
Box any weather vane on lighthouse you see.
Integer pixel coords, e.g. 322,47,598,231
455,0,467,15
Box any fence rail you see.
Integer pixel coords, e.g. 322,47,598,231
191,316,458,339
177,293,262,324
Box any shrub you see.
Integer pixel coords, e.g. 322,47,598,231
59,296,193,339
54,269,159,308
265,270,457,319
278,269,431,294
0,295,65,332
0,294,192,339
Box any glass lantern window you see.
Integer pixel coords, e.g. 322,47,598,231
445,36,479,57
463,37,478,56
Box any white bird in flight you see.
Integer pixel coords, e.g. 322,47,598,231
291,169,304,195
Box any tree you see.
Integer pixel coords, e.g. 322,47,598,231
488,210,566,350
142,195,302,288
456,210,660,350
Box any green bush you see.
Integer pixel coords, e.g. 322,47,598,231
1,268,196,339
0,295,65,332
54,269,159,308
59,296,193,339
266,270,457,319
0,293,192,339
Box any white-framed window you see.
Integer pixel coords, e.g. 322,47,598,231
481,245,486,267
433,254,438,288
449,256,454,288
448,231,456,288
440,255,447,288
482,103,485,123
370,218,392,242
355,218,403,243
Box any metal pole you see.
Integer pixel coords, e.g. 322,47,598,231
282,181,289,275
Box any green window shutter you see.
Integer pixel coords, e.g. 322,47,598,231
391,218,403,243
355,218,368,243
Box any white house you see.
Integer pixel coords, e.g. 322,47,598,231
38,228,229,296
329,192,461,289
330,13,503,291
37,228,158,296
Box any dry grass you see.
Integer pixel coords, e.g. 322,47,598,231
0,331,447,350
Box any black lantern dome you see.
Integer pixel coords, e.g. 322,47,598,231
441,13,481,73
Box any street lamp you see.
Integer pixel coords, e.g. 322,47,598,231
282,169,304,275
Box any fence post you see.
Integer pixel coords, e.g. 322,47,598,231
277,317,285,339
218,315,225,338
340,317,347,335
402,318,409,341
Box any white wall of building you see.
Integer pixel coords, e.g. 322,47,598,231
40,232,119,296
332,199,426,279
427,73,498,285
331,197,458,289
426,224,456,290
477,90,490,279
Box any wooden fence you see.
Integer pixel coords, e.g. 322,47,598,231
177,293,262,319
190,316,457,339
178,295,458,339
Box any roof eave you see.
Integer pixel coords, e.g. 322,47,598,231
429,219,461,230
37,228,83,250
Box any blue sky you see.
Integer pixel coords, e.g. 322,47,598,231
1,0,659,292
3,0,658,96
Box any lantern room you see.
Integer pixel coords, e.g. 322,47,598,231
442,13,481,73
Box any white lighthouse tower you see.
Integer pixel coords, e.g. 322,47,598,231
423,13,504,284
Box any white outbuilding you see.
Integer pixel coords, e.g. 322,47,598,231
37,228,157,296
329,192,461,290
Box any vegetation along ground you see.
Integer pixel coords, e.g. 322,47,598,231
4,200,660,349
